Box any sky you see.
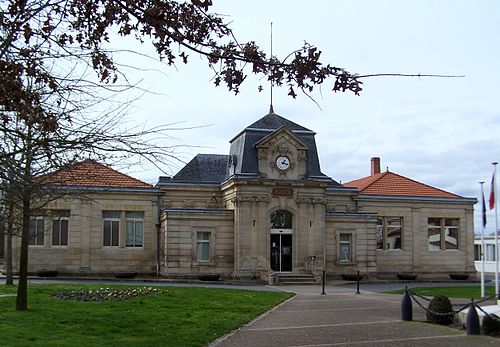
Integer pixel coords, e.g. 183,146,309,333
110,0,500,235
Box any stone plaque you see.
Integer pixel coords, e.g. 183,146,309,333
272,187,293,197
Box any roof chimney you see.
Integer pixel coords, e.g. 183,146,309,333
371,157,381,175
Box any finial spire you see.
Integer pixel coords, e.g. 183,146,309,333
269,22,274,114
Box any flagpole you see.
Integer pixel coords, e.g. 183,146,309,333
480,181,486,298
493,161,499,302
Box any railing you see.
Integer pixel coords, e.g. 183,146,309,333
401,286,500,335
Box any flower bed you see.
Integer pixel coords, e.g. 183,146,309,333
53,287,160,302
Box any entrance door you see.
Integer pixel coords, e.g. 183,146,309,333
270,233,292,272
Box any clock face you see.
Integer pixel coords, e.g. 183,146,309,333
276,156,291,171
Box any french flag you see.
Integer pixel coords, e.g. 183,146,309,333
490,172,496,210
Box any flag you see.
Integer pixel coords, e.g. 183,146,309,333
482,185,487,227
490,172,496,210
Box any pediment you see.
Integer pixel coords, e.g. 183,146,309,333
254,127,308,150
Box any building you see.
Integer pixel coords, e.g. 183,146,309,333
8,110,477,281
474,236,498,275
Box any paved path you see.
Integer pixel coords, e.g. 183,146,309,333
211,287,500,347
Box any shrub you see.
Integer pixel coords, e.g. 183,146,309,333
426,295,454,325
483,314,500,336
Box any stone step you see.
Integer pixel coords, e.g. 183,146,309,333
274,273,317,285
279,281,317,285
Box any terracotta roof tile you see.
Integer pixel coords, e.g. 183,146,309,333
40,159,152,189
343,171,460,198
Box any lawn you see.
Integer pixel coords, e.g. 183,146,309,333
0,284,293,347
385,285,497,299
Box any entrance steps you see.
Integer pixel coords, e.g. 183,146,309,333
272,273,317,285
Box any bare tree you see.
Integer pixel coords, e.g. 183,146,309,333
0,0,455,311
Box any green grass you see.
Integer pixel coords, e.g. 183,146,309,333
0,284,293,347
385,285,497,299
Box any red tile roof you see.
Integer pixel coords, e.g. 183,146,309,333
40,160,152,188
343,171,460,198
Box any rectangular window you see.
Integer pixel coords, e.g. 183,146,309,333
444,219,458,250
427,218,459,250
125,211,144,247
339,234,352,262
377,217,403,250
486,244,496,261
29,216,45,246
474,244,481,261
52,210,70,246
103,211,120,247
196,232,210,262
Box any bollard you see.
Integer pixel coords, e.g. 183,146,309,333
401,286,413,321
466,299,480,335
321,270,326,295
356,270,360,294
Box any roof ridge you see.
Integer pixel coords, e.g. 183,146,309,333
360,171,388,191
383,171,461,198
41,159,152,188
344,172,384,190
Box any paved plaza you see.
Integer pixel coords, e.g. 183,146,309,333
212,284,500,347
2,277,500,346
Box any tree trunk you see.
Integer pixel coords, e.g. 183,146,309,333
15,198,30,310
5,201,14,286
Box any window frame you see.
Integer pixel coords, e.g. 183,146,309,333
103,211,121,247
486,244,496,261
196,231,211,262
29,215,45,246
339,233,352,262
427,217,460,251
125,211,144,248
51,211,70,247
377,216,403,250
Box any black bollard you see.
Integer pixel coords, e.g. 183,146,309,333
401,286,413,321
356,270,360,294
321,270,326,295
466,300,480,335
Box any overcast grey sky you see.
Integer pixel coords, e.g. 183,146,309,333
113,0,500,234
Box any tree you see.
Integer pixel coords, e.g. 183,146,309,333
0,0,446,310
0,97,184,310
1,0,362,130
0,0,366,311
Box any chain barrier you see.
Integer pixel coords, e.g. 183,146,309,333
407,290,497,317
408,292,456,317
475,304,500,323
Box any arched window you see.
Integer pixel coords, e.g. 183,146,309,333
270,210,293,229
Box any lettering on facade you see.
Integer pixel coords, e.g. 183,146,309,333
272,187,294,197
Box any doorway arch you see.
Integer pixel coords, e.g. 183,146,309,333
270,210,293,272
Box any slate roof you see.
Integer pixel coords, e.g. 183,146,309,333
228,111,336,183
246,113,314,133
343,171,461,198
171,154,229,183
39,159,152,188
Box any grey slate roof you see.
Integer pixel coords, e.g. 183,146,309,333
170,154,228,184
246,113,314,133
164,111,340,186
229,111,338,184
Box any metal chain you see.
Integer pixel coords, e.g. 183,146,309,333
473,295,497,305
475,304,500,323
409,293,457,317
407,289,497,314
407,290,432,302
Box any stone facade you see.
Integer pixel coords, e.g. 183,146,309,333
7,111,477,280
